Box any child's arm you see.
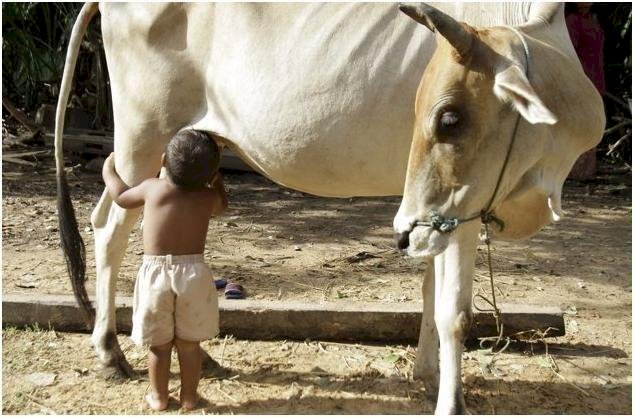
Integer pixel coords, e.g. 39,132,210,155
102,153,151,209
209,172,228,216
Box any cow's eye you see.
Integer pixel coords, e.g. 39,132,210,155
439,111,460,129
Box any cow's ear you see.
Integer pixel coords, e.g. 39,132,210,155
493,65,557,125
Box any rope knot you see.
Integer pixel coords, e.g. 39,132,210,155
429,212,460,234
480,211,505,232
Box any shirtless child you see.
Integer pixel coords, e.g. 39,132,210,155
102,130,227,410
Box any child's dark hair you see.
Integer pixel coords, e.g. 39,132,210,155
164,130,220,189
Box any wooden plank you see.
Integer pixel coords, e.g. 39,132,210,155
43,132,113,156
2,157,37,167
3,150,50,159
2,293,565,343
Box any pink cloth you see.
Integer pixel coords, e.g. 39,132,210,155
568,148,597,181
566,11,605,180
566,11,606,94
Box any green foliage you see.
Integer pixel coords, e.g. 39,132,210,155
3,3,112,130
2,3,82,109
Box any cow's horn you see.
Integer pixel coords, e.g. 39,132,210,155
399,3,473,57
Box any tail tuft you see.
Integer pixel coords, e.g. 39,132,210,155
57,171,94,328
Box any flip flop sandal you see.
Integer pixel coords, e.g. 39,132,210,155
225,283,245,299
214,278,228,290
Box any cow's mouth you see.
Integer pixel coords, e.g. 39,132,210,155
399,224,450,258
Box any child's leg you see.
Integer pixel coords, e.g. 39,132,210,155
146,341,173,411
174,337,201,410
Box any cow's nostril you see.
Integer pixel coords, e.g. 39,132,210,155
395,231,410,250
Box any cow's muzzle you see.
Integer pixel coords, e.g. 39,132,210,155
394,223,450,258
395,230,411,250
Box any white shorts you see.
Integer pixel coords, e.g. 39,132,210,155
131,254,219,346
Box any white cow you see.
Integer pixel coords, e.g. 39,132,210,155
55,3,603,414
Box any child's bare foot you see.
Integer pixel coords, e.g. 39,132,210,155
145,392,169,411
180,393,199,410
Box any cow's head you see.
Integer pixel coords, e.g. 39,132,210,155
393,3,570,257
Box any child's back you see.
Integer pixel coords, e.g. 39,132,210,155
140,177,225,255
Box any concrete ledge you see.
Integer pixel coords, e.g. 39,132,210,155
2,293,564,343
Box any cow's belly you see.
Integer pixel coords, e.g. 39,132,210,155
101,2,434,197
189,3,433,197
193,74,421,197
198,118,412,198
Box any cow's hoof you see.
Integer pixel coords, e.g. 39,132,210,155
434,390,467,415
200,347,231,379
435,401,467,415
412,367,439,400
421,377,439,401
413,364,438,380
97,357,136,380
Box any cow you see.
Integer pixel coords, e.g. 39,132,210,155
54,2,603,414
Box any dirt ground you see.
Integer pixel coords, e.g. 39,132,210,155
2,148,632,414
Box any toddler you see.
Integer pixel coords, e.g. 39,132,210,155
102,129,227,410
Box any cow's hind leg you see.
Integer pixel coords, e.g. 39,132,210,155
90,189,142,379
90,136,166,379
413,260,439,400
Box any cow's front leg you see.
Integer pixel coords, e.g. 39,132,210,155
433,221,479,415
413,260,439,399
90,189,142,379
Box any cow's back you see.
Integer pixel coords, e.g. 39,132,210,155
99,3,535,197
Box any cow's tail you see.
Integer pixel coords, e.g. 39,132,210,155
55,2,100,327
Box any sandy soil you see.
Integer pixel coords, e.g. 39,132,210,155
2,326,632,414
2,149,632,414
